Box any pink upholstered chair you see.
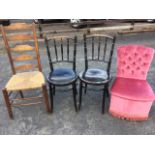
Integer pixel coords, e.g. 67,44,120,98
109,45,155,121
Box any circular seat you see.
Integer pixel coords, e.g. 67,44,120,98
79,68,109,84
47,68,77,85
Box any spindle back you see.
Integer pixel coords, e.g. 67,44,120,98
45,36,77,71
83,34,116,76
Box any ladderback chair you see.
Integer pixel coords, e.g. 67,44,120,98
45,35,78,112
79,34,116,113
109,45,155,121
1,23,51,119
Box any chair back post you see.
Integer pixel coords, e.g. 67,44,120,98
32,23,42,72
107,35,116,77
61,38,64,60
73,35,77,71
92,36,94,60
1,25,16,74
83,34,88,71
97,36,101,60
45,38,53,71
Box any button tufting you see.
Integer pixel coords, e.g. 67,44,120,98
137,67,140,70
131,70,134,74
138,58,142,61
127,66,130,69
118,45,154,79
123,61,126,65
133,62,136,65
143,63,147,66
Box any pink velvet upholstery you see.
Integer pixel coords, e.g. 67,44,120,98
109,45,155,121
111,77,155,101
117,45,154,79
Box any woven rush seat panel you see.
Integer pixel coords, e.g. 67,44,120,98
6,71,45,91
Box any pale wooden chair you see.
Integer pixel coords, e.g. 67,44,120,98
1,23,51,119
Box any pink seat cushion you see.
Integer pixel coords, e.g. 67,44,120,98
111,77,155,101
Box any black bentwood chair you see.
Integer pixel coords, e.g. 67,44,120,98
45,36,78,112
79,34,116,113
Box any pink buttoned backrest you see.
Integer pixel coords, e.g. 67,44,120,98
117,45,155,80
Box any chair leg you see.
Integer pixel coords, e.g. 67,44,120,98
84,83,87,94
106,83,109,98
19,91,24,98
2,88,14,119
79,80,83,110
49,83,53,113
102,87,107,114
42,84,51,113
75,84,78,95
53,85,55,95
72,82,78,112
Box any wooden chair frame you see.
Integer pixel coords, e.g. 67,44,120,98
1,23,51,119
79,34,116,113
44,35,78,112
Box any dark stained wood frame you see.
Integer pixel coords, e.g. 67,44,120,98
45,35,78,112
79,34,116,114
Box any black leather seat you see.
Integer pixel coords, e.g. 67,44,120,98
47,68,77,85
79,68,109,84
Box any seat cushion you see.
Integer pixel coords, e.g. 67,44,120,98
47,68,77,85
110,77,155,101
6,71,45,91
79,68,108,84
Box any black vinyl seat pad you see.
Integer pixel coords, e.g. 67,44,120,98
79,68,109,84
47,68,77,85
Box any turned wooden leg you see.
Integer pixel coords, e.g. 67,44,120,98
72,82,78,112
2,88,14,119
42,84,51,113
49,83,53,113
79,80,83,110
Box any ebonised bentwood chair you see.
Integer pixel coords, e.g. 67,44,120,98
79,34,116,113
45,35,78,112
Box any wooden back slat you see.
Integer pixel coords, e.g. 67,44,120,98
60,38,63,60
13,54,36,61
4,23,32,31
53,39,58,61
98,37,101,59
15,64,38,71
92,37,94,59
10,45,35,52
7,34,34,41
67,38,69,60
1,23,42,74
103,38,108,60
